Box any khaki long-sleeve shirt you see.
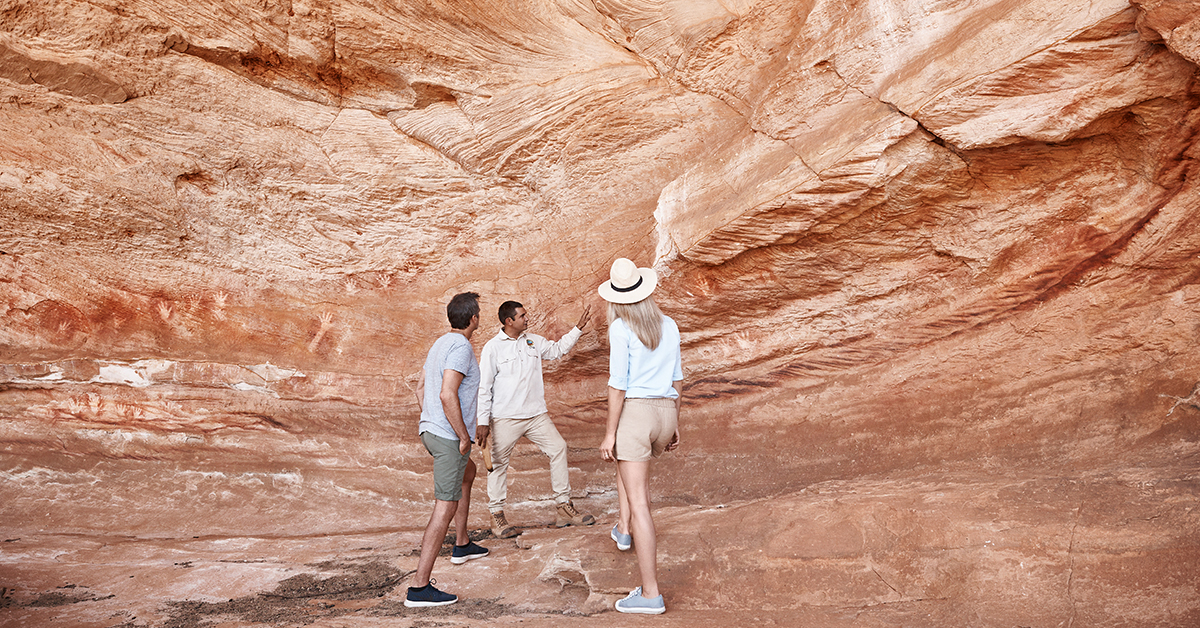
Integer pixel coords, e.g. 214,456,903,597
477,327,582,425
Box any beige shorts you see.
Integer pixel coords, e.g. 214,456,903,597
615,397,678,462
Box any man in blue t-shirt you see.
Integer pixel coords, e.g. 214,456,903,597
405,292,489,608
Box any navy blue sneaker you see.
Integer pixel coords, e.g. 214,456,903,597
450,541,488,564
404,579,457,607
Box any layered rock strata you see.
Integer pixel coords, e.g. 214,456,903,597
1,0,1198,625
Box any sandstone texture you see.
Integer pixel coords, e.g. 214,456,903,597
1,0,1199,626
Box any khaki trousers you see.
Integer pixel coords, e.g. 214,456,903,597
487,413,570,512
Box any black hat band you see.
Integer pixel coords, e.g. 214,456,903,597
612,276,643,293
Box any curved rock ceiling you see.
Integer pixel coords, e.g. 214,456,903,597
1,0,1199,626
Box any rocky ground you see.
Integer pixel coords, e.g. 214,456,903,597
2,467,1197,627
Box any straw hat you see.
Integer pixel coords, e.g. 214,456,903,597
598,258,657,304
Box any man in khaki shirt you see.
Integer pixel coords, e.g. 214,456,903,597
476,300,595,537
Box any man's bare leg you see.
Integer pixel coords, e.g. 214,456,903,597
411,498,459,588
452,458,477,546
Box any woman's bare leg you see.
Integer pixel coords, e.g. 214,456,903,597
617,459,658,598
616,462,631,536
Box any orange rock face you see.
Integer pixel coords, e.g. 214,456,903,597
1,0,1198,626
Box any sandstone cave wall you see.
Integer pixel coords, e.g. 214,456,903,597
0,0,1198,543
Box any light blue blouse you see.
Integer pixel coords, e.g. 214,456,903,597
607,315,682,398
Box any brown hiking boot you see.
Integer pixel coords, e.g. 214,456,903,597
555,501,596,527
490,510,519,539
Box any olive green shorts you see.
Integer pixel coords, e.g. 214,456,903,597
421,431,470,501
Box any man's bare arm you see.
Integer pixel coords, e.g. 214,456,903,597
439,369,472,455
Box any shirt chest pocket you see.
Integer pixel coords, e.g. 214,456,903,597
497,355,521,378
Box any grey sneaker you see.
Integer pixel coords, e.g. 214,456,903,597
555,500,596,527
491,510,519,539
615,586,665,614
610,523,632,551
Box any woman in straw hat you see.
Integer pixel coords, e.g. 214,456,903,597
597,257,682,615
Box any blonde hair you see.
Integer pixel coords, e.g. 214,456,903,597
608,296,664,350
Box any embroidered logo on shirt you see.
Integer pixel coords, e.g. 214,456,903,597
526,339,534,347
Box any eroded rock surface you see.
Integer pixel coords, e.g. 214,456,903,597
1,0,1198,626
